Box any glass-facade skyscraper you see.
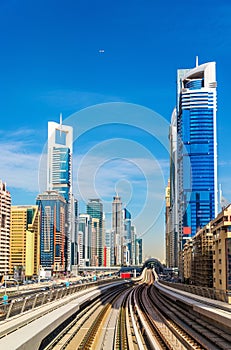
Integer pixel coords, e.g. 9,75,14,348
123,208,131,265
36,191,66,275
86,199,104,266
170,61,218,261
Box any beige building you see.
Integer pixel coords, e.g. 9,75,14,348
182,205,231,303
191,223,213,287
10,206,40,279
91,217,100,266
0,181,11,280
165,180,171,267
183,240,193,283
211,204,231,303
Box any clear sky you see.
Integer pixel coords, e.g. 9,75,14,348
1,0,231,262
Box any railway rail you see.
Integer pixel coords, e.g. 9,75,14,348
43,283,131,350
1,268,230,350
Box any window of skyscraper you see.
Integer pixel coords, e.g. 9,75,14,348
55,129,67,145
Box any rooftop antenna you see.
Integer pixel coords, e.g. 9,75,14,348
219,183,230,210
195,56,199,67
59,112,63,128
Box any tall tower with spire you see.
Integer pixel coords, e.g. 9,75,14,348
169,60,218,274
47,117,74,272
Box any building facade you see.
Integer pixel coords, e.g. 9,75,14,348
165,180,171,267
135,238,143,265
169,61,218,270
47,118,74,272
86,199,104,266
123,208,131,265
0,181,11,280
112,195,123,265
10,206,40,279
191,223,213,287
182,205,231,303
36,191,66,276
211,205,231,303
78,214,92,267
168,109,179,268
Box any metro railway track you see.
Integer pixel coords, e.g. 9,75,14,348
115,290,130,350
43,283,131,350
23,268,231,350
150,283,231,350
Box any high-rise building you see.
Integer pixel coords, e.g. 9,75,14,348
0,181,11,280
87,199,104,266
165,180,171,267
170,60,218,269
131,225,137,265
123,208,131,266
78,214,92,267
168,109,179,268
91,217,100,266
36,191,66,276
104,231,114,267
47,117,74,272
10,206,40,278
112,195,123,265
211,204,231,303
135,238,143,265
71,198,78,274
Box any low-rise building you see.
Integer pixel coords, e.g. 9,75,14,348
211,204,231,303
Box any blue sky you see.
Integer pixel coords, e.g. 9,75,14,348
1,0,231,261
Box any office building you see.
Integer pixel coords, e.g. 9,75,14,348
87,199,104,266
211,204,231,303
182,205,231,303
112,195,123,265
135,238,143,265
123,208,131,265
10,206,40,279
0,181,11,280
36,191,66,276
71,198,78,274
165,180,171,267
168,109,179,268
78,214,92,267
47,117,74,272
91,217,100,266
131,225,137,265
169,60,218,270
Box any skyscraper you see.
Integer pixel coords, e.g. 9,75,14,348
165,180,171,267
47,117,74,272
0,181,11,280
168,109,179,268
78,214,92,267
112,195,122,265
123,208,131,265
10,206,40,278
170,60,218,267
36,191,66,276
87,199,104,266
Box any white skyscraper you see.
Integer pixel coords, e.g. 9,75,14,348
47,116,74,272
112,195,123,265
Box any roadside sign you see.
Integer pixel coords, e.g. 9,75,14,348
3,294,8,304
